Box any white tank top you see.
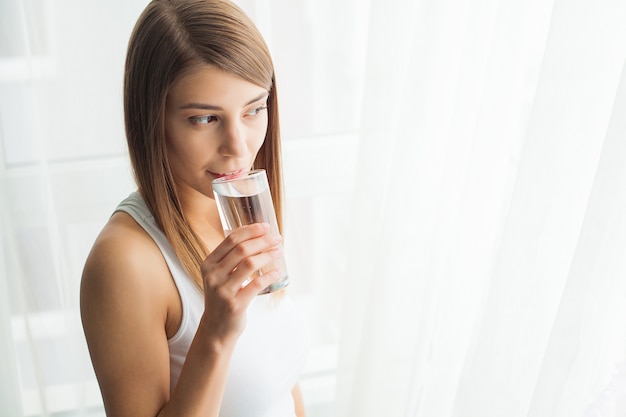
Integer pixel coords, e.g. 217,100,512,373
115,192,309,417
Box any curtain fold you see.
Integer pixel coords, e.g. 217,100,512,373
527,55,626,417
0,195,24,417
335,0,626,416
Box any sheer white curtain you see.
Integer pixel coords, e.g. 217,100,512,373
334,0,626,417
1,0,626,417
1,2,143,415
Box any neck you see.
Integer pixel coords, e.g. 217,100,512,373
178,190,225,252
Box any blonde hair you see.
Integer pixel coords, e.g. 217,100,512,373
124,0,283,286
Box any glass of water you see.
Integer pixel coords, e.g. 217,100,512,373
211,169,289,294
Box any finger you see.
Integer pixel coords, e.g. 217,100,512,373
215,232,282,279
201,223,271,279
238,268,284,300
208,223,271,262
202,237,282,292
224,244,284,293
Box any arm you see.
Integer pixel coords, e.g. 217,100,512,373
80,217,176,417
292,383,306,417
81,216,281,417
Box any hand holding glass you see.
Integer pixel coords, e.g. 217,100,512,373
212,169,289,294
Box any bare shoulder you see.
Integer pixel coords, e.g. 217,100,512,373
80,210,176,324
83,211,162,279
80,211,178,416
81,211,168,302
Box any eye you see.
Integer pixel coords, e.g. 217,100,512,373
189,115,217,125
245,105,268,117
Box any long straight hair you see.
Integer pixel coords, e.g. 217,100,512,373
124,0,283,286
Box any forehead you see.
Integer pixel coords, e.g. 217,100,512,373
167,66,268,107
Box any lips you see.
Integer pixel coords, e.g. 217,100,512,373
210,169,246,180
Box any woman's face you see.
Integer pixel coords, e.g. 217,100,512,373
164,66,269,199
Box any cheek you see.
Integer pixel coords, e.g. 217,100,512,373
165,133,199,172
168,139,208,170
164,132,185,163
250,118,269,152
165,120,204,165
253,132,266,151
248,133,267,161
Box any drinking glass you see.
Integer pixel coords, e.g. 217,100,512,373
212,169,289,294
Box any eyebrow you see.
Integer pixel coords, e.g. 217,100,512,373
178,92,269,111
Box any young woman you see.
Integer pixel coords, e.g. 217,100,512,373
80,1,309,416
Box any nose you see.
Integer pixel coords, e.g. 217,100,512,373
218,119,247,157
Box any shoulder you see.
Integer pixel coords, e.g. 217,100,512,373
79,211,178,415
80,211,175,328
82,211,165,290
